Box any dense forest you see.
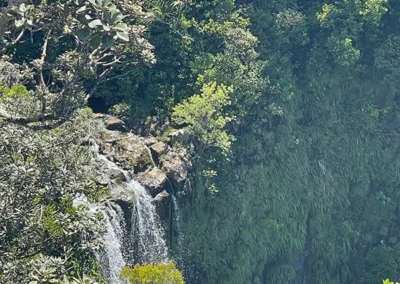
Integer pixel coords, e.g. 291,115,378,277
1,0,400,283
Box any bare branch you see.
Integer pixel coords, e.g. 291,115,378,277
1,29,26,53
39,31,51,89
98,58,121,66
0,106,56,125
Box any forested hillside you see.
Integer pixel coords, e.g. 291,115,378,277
1,0,400,283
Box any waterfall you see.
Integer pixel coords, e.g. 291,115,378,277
171,194,182,249
74,197,127,284
101,206,127,284
89,141,169,283
170,194,186,267
171,195,180,224
127,177,169,264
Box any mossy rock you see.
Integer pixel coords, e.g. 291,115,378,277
113,134,154,174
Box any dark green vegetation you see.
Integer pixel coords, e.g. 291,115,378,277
1,0,400,283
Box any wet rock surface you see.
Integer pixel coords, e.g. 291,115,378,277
153,190,170,205
161,148,192,190
91,115,192,224
98,133,154,175
136,168,168,197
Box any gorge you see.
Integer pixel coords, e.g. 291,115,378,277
87,117,188,283
2,0,400,283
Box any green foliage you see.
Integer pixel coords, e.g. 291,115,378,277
176,1,400,284
120,262,184,284
0,84,30,99
375,35,400,82
0,84,35,117
327,36,360,66
0,110,105,283
383,279,399,284
0,0,155,129
75,0,130,47
3,0,400,283
363,246,398,284
172,82,234,155
109,102,131,119
360,0,388,24
93,1,265,122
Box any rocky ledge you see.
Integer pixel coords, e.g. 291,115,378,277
92,114,192,207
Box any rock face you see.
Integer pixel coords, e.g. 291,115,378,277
95,167,126,185
100,133,154,174
111,186,136,217
136,168,168,197
143,136,158,146
92,116,192,224
153,190,171,219
89,116,193,266
168,129,191,146
153,190,170,203
149,141,169,165
93,152,127,186
161,148,192,190
150,142,168,157
104,116,126,131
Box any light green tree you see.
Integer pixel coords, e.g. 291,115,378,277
172,82,235,155
383,279,400,284
120,262,184,284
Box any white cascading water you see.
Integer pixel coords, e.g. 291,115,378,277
171,195,180,224
171,194,182,249
101,205,127,284
89,141,169,283
74,195,127,284
127,176,169,264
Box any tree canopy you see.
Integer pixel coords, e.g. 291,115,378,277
2,0,400,283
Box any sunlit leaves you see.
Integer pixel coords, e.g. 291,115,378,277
120,262,184,284
0,111,104,283
172,82,235,155
360,0,388,24
326,36,360,66
75,0,130,47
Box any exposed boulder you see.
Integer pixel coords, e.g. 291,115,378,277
137,168,168,197
104,116,126,131
95,116,192,201
101,142,113,155
161,148,192,189
150,141,169,165
110,189,136,231
93,156,127,186
95,174,109,186
168,129,191,146
92,113,106,119
150,141,168,157
153,190,170,204
110,183,136,205
109,167,127,182
143,136,158,146
112,134,154,174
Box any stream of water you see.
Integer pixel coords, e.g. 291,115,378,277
101,206,127,283
91,144,169,284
